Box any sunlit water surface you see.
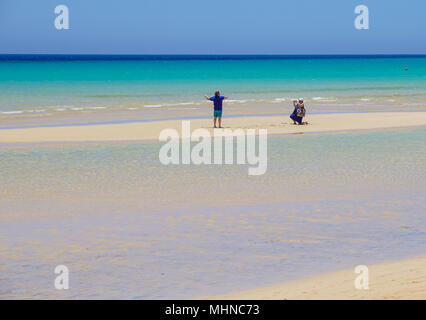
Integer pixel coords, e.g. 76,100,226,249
0,128,425,299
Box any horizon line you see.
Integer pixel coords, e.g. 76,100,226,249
1,53,426,56
1,53,425,61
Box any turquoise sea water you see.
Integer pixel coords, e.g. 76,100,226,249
0,55,425,114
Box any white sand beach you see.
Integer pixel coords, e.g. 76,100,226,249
1,112,426,143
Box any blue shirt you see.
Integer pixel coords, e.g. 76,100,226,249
291,105,299,116
210,96,225,111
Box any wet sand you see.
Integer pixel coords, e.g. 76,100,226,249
206,256,426,300
1,112,425,143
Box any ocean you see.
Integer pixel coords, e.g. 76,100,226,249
1,55,425,115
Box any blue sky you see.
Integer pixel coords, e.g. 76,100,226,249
0,0,425,54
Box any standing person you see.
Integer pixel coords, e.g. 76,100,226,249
205,91,228,128
290,98,307,125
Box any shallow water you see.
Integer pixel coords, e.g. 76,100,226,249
0,128,425,299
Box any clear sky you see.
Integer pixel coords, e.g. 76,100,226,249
0,0,425,54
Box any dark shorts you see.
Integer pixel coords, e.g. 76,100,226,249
290,113,303,124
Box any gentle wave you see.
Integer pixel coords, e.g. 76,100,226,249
86,94,181,98
144,104,163,108
1,110,23,114
1,94,426,117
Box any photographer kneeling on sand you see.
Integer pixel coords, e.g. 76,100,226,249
290,98,308,125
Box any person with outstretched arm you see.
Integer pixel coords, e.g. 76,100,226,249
205,91,228,128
